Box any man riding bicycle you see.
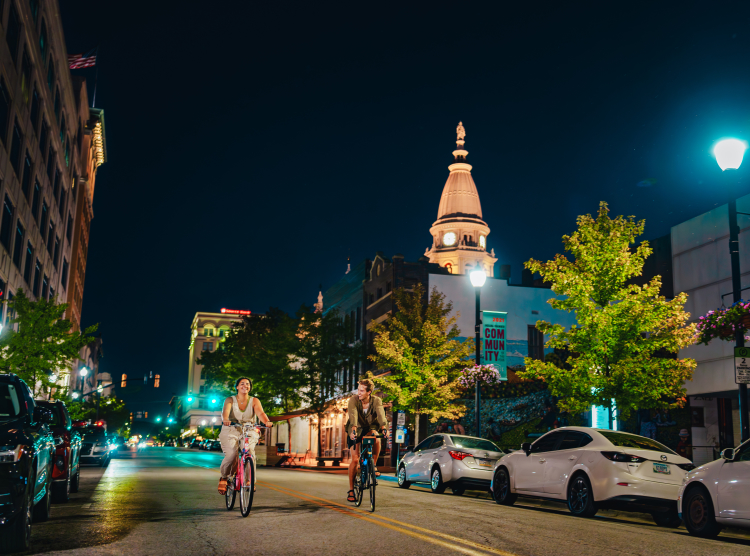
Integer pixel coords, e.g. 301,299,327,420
218,377,272,495
346,379,388,502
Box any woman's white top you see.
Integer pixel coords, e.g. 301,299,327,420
231,395,255,424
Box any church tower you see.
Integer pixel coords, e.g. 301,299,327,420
425,122,497,276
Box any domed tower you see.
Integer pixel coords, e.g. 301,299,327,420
425,122,497,276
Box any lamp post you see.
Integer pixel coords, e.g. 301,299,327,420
714,138,750,443
79,367,88,398
470,264,487,437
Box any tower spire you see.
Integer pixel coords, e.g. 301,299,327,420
453,121,468,162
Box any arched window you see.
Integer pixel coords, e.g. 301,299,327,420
121,374,127,387
444,262,452,274
204,325,214,337
154,374,160,388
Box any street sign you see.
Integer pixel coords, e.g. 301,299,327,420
397,411,405,426
395,428,405,444
735,347,750,384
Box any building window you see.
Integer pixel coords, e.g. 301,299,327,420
41,274,48,300
58,188,66,216
23,242,33,284
39,20,47,61
5,291,13,326
20,50,31,104
30,88,40,131
29,0,39,21
0,77,10,146
10,121,23,176
5,2,20,64
12,220,24,268
53,236,59,268
49,286,54,300
61,257,68,290
154,374,160,388
39,120,48,154
46,222,54,255
53,91,60,121
31,182,40,220
386,281,392,293
202,342,213,351
53,169,61,201
368,293,374,304
527,325,545,361
0,196,14,252
40,202,48,241
46,147,54,179
21,153,32,199
204,327,214,337
33,259,41,296
377,287,383,299
66,214,73,243
121,374,127,388
46,57,54,92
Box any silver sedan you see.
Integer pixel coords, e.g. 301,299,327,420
397,434,505,494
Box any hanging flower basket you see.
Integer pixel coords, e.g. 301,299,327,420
458,364,503,389
696,300,750,345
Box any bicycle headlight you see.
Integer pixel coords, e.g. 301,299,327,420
0,445,24,463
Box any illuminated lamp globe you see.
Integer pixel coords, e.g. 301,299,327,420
470,265,487,288
201,420,207,426
714,138,747,171
79,367,89,377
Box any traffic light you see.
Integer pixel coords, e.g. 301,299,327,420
187,396,194,403
155,417,162,423
167,417,174,423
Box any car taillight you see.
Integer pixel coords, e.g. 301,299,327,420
449,451,472,461
601,451,647,463
677,463,696,471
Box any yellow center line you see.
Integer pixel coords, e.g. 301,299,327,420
177,455,517,556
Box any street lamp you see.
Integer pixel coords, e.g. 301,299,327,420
714,138,750,442
79,367,88,377
470,264,487,437
156,417,162,423
71,392,80,399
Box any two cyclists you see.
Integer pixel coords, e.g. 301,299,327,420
346,379,388,503
217,377,273,495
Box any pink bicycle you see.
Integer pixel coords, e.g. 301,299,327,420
224,423,267,517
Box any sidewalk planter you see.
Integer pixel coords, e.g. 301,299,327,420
696,300,750,345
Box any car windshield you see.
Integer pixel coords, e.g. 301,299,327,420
0,383,23,421
450,436,501,452
80,426,107,440
37,403,62,426
598,431,676,455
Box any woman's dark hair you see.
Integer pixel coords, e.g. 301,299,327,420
235,377,252,391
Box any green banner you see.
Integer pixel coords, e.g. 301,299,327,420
481,310,507,381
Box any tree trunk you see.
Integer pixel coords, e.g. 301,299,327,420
414,412,421,446
608,399,614,430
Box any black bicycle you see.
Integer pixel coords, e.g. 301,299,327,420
352,432,386,512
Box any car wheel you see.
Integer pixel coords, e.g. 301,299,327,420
52,474,71,503
567,474,597,518
430,466,446,494
397,465,411,489
683,486,722,538
32,478,51,522
70,467,80,493
493,467,517,505
651,509,681,528
451,487,465,496
0,482,32,552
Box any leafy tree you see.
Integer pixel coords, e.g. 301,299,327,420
294,305,357,459
520,202,697,426
62,394,129,433
370,284,474,444
0,291,97,397
198,307,304,450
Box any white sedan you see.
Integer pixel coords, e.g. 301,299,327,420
491,426,694,526
678,439,750,538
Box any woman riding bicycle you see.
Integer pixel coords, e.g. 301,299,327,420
218,377,272,495
346,378,388,502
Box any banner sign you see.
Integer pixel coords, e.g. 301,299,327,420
481,310,507,381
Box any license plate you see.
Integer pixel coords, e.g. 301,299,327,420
653,462,670,475
476,458,493,468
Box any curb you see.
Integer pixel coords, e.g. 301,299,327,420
379,475,397,483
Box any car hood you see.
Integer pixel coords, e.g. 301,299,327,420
688,457,725,477
0,417,29,445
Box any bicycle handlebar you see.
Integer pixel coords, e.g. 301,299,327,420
227,422,271,428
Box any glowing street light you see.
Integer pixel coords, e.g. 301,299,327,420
714,138,747,171
168,417,174,423
49,374,57,383
71,392,80,399
201,420,207,426
187,396,194,402
155,417,162,423
79,367,89,377
211,417,217,423
470,263,487,436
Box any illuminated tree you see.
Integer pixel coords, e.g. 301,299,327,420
519,202,697,427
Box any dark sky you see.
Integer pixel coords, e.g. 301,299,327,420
59,1,750,416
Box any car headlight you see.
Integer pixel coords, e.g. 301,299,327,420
0,445,23,463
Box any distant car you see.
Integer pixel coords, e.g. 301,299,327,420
397,434,505,495
491,427,694,526
209,440,222,452
77,425,112,466
678,438,750,538
188,438,201,449
36,400,82,503
0,374,56,553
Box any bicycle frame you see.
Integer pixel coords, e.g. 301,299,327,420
225,422,267,517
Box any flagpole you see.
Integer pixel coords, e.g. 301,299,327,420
91,46,100,108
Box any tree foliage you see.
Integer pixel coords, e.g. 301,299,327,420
370,284,473,441
64,394,129,433
0,290,97,397
519,202,697,421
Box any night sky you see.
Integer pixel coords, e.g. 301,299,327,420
59,1,750,416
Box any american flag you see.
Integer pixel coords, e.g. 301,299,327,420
68,51,97,69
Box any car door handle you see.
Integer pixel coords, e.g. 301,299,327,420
539,458,546,463
432,451,438,454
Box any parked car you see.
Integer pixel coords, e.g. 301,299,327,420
678,438,750,538
36,400,82,503
208,440,222,452
397,434,505,495
77,425,112,466
0,374,55,553
490,427,694,526
188,438,201,449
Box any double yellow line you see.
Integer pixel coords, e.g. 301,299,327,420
259,481,517,556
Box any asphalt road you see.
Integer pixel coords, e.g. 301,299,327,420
23,447,750,556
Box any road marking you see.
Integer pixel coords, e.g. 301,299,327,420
260,482,516,556
173,454,517,556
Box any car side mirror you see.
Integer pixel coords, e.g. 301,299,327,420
33,407,53,424
721,448,735,461
521,442,532,456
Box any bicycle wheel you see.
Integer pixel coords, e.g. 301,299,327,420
369,460,376,512
225,474,236,510
239,457,255,517
353,473,364,507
